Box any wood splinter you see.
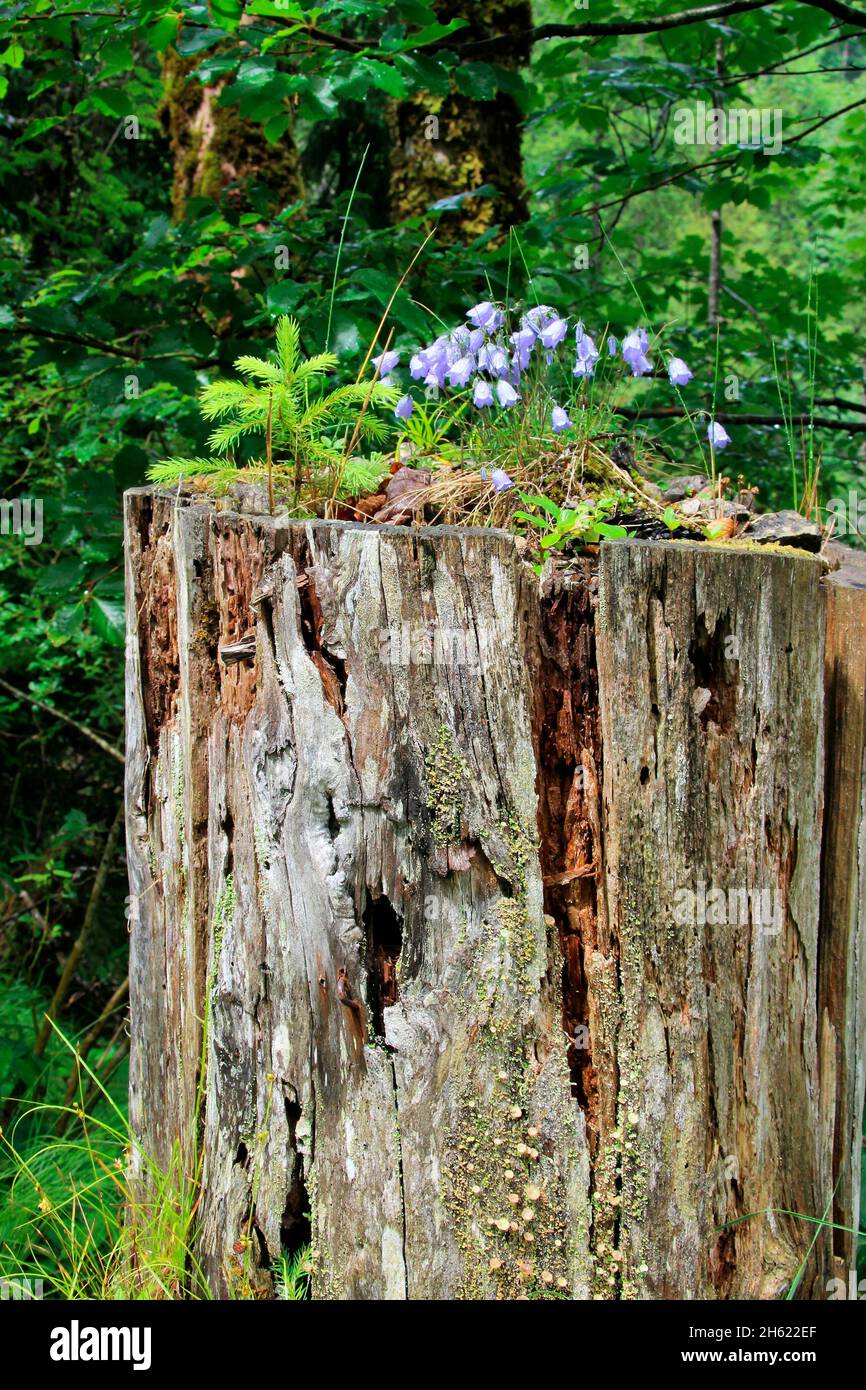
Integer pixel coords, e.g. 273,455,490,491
336,966,361,1011
219,631,256,666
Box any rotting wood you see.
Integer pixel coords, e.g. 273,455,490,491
819,545,866,1279
126,490,590,1299
125,489,866,1300
596,541,830,1299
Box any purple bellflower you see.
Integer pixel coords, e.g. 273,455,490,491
496,379,520,408
372,349,400,381
448,355,475,388
539,317,568,350
573,324,599,378
521,305,559,337
621,329,653,378
707,421,731,449
487,346,509,379
668,357,693,387
467,301,503,332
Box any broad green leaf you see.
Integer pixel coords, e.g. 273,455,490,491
90,596,126,647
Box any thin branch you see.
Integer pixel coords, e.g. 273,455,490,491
722,283,774,334
0,322,221,371
708,38,726,331
579,94,866,221
79,1034,128,1116
9,1,866,59
614,405,866,431
303,24,364,54
34,803,124,1059
734,63,866,74
815,396,866,414
55,976,129,1135
784,92,866,135
458,2,866,54
712,32,866,84
0,677,124,765
265,386,274,515
0,324,131,359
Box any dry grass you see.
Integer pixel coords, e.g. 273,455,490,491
410,436,675,528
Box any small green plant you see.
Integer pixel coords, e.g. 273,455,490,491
274,1244,312,1300
395,396,470,465
513,489,631,571
148,316,396,511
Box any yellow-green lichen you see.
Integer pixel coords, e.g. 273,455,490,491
209,873,235,1003
588,901,650,1299
424,724,470,847
445,1055,573,1300
494,810,536,896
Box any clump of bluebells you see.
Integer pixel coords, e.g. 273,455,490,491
381,300,729,490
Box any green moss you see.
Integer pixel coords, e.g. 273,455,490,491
494,811,536,896
209,873,235,1003
493,897,538,1000
169,735,185,841
307,1163,338,1300
160,50,304,220
424,724,470,847
422,716,581,1297
668,535,824,562
252,823,273,926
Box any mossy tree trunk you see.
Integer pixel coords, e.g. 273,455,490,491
161,49,304,219
387,1,532,237
124,488,866,1300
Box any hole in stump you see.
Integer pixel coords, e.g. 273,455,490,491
363,894,403,1037
687,613,737,732
281,1096,312,1261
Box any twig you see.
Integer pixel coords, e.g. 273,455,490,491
456,3,866,54
0,677,124,765
328,229,437,512
55,976,129,1136
354,229,437,386
612,406,866,431
34,804,125,1059
79,1034,129,1117
577,94,866,223
330,329,395,509
326,145,369,353
266,387,274,515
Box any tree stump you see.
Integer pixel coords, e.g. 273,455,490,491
124,488,866,1300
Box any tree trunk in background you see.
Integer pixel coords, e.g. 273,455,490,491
161,50,304,219
388,1,532,238
124,488,866,1300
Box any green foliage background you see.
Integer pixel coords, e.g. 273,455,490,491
0,0,864,1287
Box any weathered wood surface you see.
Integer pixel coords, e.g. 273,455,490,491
125,490,590,1300
124,488,866,1300
597,543,828,1299
820,546,866,1277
